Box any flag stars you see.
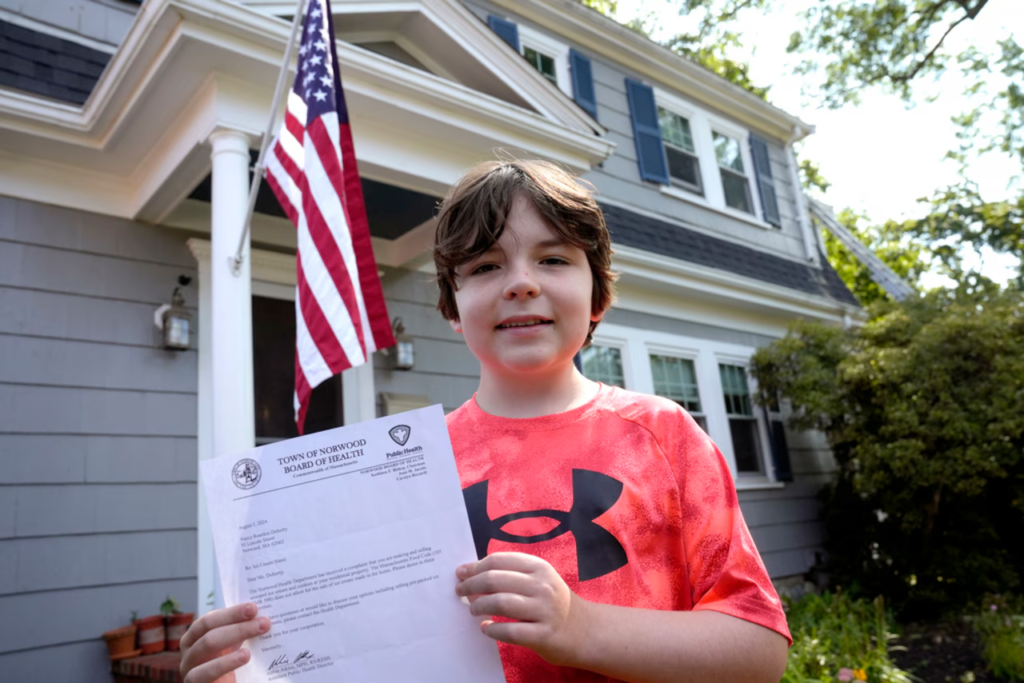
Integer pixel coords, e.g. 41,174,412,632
313,90,327,102
319,74,332,87
299,44,309,57
310,54,323,66
314,39,326,52
310,6,321,19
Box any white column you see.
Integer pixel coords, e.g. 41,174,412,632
342,361,377,425
210,129,256,464
187,238,220,614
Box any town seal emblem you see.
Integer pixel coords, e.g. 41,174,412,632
232,458,261,490
388,424,411,446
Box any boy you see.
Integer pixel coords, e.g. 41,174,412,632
179,160,790,683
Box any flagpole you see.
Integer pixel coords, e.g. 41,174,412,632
230,0,309,277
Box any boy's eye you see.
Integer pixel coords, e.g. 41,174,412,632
469,263,498,275
541,256,570,265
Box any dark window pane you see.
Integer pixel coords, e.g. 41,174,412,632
651,355,701,412
730,418,762,473
693,415,708,433
658,108,695,151
721,169,752,213
713,132,744,171
665,146,702,193
581,345,625,387
524,46,557,85
252,296,342,440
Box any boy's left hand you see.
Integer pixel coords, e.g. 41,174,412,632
455,552,588,667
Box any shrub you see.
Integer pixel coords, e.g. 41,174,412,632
751,289,1024,618
973,595,1024,681
783,591,912,683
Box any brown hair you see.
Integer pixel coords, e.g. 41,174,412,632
433,159,616,345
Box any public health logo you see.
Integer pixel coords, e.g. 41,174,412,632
232,458,261,490
389,424,411,446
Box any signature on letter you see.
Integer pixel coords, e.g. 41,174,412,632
268,651,315,672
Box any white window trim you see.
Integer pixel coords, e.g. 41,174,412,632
655,89,768,228
592,323,780,490
659,185,774,230
518,24,573,98
714,351,773,481
707,115,763,220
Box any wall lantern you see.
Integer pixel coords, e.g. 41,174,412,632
154,276,193,351
390,317,415,370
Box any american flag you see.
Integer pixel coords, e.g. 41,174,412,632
265,0,395,433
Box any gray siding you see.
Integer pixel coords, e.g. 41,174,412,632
375,266,480,413
463,0,812,265
0,196,198,682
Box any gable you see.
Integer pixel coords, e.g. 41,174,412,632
244,0,604,136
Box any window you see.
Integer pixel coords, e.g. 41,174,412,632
650,354,706,430
517,25,573,98
719,364,762,473
580,344,625,387
658,108,703,194
591,323,776,485
524,46,558,86
713,132,753,214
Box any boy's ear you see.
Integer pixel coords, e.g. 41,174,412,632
590,308,606,323
449,318,463,334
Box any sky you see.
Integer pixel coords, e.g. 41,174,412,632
610,0,1024,284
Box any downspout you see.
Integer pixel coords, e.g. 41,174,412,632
785,125,821,266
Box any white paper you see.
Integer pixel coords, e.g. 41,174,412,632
201,405,506,683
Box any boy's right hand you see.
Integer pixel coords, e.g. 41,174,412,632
179,603,271,683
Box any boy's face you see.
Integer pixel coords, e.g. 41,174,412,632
449,194,602,377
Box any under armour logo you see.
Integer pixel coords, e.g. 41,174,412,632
463,469,628,581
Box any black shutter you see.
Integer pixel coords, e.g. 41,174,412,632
768,417,793,482
487,15,520,52
569,48,598,120
749,135,781,227
625,78,669,184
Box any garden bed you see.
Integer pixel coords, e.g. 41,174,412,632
890,621,998,683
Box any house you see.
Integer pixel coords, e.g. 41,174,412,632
0,0,860,679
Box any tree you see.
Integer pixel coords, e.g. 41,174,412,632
788,0,994,107
751,289,1024,616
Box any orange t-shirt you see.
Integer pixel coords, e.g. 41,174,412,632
447,384,791,682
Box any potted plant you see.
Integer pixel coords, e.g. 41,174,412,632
135,605,166,655
162,596,195,651
102,613,140,661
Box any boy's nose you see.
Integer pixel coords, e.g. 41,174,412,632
502,267,540,300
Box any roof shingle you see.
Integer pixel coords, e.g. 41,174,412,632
600,202,859,307
0,19,111,105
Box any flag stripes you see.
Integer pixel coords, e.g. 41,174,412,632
266,0,395,432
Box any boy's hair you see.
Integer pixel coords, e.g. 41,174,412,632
433,159,616,345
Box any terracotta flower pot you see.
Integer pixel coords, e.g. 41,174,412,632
102,624,138,660
165,612,194,651
135,615,166,655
